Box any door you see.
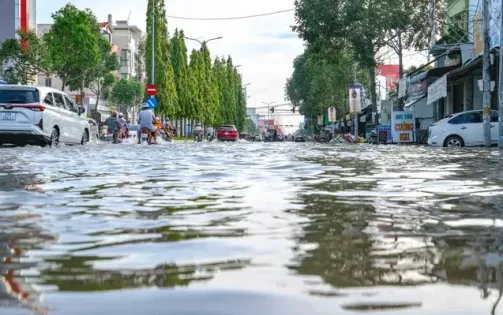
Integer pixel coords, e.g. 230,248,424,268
42,92,59,136
457,111,483,146
63,94,83,143
53,92,72,143
491,111,499,145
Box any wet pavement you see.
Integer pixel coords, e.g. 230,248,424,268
1,141,503,314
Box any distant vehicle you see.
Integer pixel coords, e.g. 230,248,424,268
428,110,499,147
0,85,90,147
217,125,239,141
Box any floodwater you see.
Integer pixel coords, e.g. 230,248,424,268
1,141,503,315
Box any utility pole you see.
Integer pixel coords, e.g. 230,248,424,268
353,62,358,138
151,0,155,84
500,0,503,149
482,0,491,146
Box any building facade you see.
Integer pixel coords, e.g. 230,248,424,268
0,0,36,41
112,20,142,80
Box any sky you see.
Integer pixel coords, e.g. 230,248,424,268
37,0,426,133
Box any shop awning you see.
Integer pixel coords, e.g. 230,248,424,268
404,95,426,108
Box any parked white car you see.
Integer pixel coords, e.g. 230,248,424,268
0,85,90,147
428,110,499,147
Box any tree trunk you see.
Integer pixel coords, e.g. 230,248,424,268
369,63,378,126
93,98,101,123
398,31,404,78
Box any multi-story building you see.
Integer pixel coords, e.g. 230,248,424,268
112,20,143,80
0,0,36,41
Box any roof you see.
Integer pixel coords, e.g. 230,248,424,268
97,22,111,28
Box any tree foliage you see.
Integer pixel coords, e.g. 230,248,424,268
285,48,370,128
44,4,103,92
292,0,443,124
0,30,50,85
145,0,178,117
109,78,143,108
171,29,191,119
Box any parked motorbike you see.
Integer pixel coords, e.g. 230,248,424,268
368,130,378,144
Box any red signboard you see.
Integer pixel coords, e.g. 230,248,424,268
146,83,157,96
377,64,399,90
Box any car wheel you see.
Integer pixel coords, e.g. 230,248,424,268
81,130,89,145
444,135,464,147
50,128,60,147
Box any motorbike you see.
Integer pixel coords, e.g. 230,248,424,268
207,133,214,142
101,129,121,143
368,130,378,144
159,129,172,142
139,127,155,144
194,131,203,142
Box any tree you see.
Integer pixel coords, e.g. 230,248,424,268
224,56,238,125
385,0,446,77
0,30,51,85
213,57,227,126
285,48,370,130
234,68,246,131
44,4,102,92
244,118,258,134
200,43,219,125
145,0,178,118
293,0,397,125
134,36,146,83
109,79,144,115
88,37,120,120
189,49,204,121
170,29,191,120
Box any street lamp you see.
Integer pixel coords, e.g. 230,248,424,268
243,83,251,87
234,65,242,68
184,36,223,49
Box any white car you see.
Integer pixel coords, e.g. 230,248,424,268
0,85,90,147
428,110,499,147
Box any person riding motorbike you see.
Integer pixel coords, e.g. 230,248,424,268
193,122,204,141
118,113,128,138
104,111,122,143
206,126,214,141
138,103,157,143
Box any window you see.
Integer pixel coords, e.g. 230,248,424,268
53,93,67,110
64,95,78,113
45,78,52,87
0,89,39,103
121,49,131,66
44,93,54,106
450,112,483,124
121,73,129,79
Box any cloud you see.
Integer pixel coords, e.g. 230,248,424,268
261,32,298,39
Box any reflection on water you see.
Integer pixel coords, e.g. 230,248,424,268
1,143,503,314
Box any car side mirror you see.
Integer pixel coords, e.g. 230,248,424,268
78,107,85,115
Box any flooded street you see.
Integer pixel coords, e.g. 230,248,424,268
1,141,503,314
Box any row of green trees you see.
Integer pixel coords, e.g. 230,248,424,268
143,0,246,129
0,1,246,130
287,0,446,126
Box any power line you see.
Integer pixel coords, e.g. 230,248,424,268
166,9,294,21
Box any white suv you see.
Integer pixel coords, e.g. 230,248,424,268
428,110,499,147
0,85,90,147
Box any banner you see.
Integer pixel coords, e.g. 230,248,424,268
328,106,336,122
469,0,501,56
317,115,323,125
391,111,415,143
349,85,361,113
427,75,447,105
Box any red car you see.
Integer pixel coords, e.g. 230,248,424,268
217,125,239,141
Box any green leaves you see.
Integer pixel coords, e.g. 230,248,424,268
109,79,143,107
44,4,102,91
0,30,49,85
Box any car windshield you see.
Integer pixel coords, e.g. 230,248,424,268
432,114,454,126
0,89,40,104
220,125,235,130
